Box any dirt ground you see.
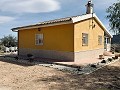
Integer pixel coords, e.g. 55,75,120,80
0,59,120,90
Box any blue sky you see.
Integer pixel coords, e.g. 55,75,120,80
0,0,118,38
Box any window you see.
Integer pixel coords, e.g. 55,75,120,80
107,38,110,44
98,35,102,45
82,33,88,46
35,34,43,45
105,37,111,44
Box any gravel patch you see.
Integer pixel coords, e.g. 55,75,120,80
0,55,119,75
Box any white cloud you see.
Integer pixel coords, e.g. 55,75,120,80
0,0,60,13
0,16,15,24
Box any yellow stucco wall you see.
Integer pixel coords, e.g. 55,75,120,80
74,18,104,52
19,23,74,52
19,18,105,53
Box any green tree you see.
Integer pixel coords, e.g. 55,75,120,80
0,35,17,47
106,0,120,35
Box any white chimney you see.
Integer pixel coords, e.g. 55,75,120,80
86,0,93,14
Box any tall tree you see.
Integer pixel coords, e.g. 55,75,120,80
0,35,17,47
106,0,120,35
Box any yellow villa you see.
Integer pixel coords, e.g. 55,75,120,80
12,1,112,62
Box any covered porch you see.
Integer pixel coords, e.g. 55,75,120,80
104,32,112,51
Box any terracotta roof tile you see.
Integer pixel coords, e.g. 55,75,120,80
11,16,74,30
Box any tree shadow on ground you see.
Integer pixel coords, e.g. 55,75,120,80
33,65,120,90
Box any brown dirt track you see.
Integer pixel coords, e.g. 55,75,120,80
0,59,120,90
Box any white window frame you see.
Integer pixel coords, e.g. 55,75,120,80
35,34,43,45
98,35,102,45
82,33,88,46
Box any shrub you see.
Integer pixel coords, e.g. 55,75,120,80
108,58,113,62
27,54,33,57
27,54,34,62
112,57,116,60
115,56,118,59
101,60,106,63
112,52,114,54
14,56,19,60
91,64,97,68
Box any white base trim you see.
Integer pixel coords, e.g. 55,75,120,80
19,48,74,61
19,48,104,61
75,48,104,62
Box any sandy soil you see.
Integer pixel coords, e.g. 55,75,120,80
0,59,120,90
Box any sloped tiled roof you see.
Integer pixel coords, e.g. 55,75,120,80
11,13,112,37
11,16,74,31
11,14,88,31
38,17,72,25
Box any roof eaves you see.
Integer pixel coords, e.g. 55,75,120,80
93,14,112,38
71,13,93,23
11,17,72,32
